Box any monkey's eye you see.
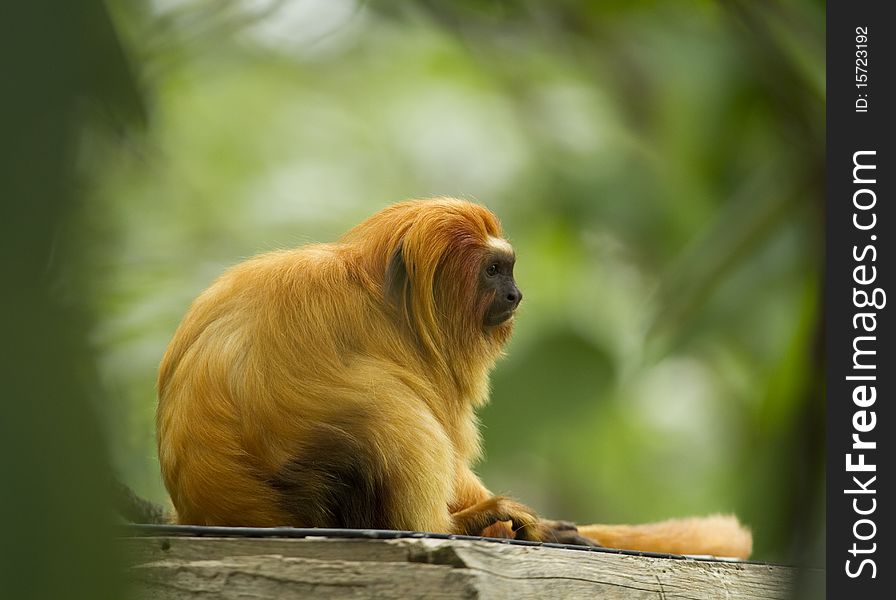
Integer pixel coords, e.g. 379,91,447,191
485,263,499,277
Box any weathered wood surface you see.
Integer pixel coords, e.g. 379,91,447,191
123,535,820,599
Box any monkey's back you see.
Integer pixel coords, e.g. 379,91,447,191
156,243,434,526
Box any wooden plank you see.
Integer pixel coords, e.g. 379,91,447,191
129,555,475,600
123,536,820,599
121,535,413,566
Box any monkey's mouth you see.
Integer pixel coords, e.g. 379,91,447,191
485,309,515,327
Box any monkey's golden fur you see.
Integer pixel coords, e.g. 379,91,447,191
157,197,752,558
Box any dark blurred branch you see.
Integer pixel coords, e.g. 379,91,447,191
0,2,145,597
114,480,168,524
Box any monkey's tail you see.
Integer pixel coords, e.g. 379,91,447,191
577,514,752,559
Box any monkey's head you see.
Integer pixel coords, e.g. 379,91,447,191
347,198,522,357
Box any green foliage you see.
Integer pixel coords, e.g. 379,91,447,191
83,0,823,564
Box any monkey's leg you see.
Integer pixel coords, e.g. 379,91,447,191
330,399,460,534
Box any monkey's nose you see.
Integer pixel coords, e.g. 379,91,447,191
506,288,522,309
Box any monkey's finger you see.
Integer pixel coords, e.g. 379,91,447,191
509,516,542,541
539,519,578,532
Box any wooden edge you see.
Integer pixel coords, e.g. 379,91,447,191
122,535,823,599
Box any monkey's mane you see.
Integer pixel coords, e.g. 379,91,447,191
340,198,509,387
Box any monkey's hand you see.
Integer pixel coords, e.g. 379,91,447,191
451,496,599,547
451,496,540,540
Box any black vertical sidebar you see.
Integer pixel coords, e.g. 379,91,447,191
827,2,895,597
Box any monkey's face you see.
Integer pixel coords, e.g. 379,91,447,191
480,239,522,328
379,200,521,347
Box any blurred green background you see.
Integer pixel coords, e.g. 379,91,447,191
2,2,825,593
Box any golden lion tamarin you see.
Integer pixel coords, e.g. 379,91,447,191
156,197,752,558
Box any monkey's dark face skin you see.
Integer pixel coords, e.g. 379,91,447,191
482,251,522,327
